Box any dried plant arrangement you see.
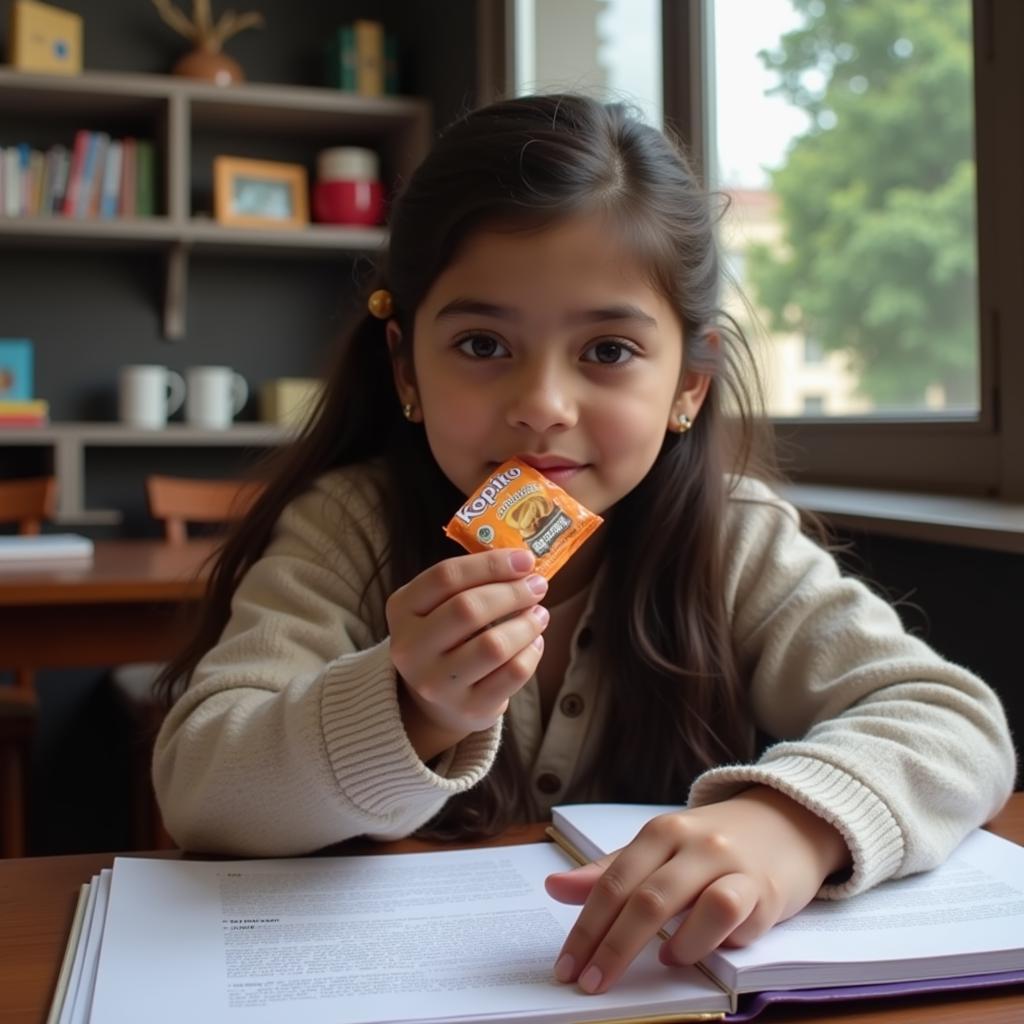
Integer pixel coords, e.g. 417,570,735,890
152,0,265,84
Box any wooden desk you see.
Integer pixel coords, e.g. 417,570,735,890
0,539,218,669
1,799,1021,1024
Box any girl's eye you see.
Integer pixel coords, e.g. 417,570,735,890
583,340,638,365
456,334,510,359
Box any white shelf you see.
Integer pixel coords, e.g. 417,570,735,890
0,217,388,255
0,422,293,525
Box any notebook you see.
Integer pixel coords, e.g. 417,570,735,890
0,533,93,567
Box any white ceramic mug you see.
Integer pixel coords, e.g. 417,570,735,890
184,365,248,430
119,365,186,430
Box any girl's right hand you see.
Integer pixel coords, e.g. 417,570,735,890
386,548,549,760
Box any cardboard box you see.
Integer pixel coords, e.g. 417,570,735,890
9,0,83,75
260,377,323,428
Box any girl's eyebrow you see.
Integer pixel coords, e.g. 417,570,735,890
434,297,658,327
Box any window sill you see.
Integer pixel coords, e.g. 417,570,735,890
780,483,1024,554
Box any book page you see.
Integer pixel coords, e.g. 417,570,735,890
552,803,1024,991
68,870,111,1024
707,828,1024,990
89,843,728,1024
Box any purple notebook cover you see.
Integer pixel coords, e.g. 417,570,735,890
726,969,1024,1021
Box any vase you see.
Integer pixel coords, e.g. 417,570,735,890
172,47,245,86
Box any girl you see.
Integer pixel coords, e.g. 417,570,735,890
153,93,1015,996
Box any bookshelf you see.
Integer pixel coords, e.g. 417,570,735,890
0,422,292,524
0,68,431,525
0,67,430,338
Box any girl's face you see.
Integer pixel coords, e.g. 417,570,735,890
389,212,712,519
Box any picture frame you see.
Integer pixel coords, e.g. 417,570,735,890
213,156,309,228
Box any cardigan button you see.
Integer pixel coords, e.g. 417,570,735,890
536,772,562,795
559,693,584,718
576,627,593,649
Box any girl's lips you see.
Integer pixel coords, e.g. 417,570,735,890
487,460,588,483
538,465,585,485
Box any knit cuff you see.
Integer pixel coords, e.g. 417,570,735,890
319,639,500,826
687,754,905,899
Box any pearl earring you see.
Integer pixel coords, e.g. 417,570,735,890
402,403,414,421
676,412,692,433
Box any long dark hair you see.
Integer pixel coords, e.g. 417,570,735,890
158,93,786,837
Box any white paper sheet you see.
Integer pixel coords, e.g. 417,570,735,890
68,870,111,1024
88,843,728,1024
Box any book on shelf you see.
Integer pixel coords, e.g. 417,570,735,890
325,19,398,95
354,19,384,96
0,130,155,220
0,533,93,567
47,802,1024,1023
135,139,156,217
0,398,48,426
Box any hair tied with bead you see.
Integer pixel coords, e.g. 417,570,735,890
368,289,394,319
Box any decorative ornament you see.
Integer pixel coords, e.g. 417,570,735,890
676,412,693,433
402,403,414,421
152,0,265,86
368,289,394,319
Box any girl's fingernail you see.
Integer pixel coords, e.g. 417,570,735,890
526,574,548,595
579,964,603,994
532,635,545,650
509,550,533,571
530,605,550,625
554,953,575,983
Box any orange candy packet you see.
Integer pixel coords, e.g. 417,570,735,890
444,457,603,579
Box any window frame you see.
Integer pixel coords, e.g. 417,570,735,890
665,0,1024,500
480,0,1022,499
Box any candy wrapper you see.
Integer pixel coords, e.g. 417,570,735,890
444,457,603,579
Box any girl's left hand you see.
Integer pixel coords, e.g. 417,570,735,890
544,785,851,994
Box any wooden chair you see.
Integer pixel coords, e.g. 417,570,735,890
0,475,57,857
114,475,264,849
146,475,265,547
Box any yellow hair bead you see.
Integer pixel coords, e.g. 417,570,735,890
368,289,394,319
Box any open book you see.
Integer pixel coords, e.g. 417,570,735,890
551,803,1024,1018
50,806,1024,1024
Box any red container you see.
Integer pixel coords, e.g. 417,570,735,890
313,179,384,226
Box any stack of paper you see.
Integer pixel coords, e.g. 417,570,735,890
0,534,93,569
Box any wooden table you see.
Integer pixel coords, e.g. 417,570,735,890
0,539,219,669
1,798,1021,1024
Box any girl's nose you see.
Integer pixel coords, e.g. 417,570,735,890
505,363,578,433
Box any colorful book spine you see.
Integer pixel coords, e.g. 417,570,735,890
119,137,136,217
135,139,155,216
99,139,122,219
84,131,110,218
354,19,384,96
0,398,49,426
62,129,90,217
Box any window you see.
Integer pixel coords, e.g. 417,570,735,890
491,0,1023,498
712,0,979,420
664,0,1022,498
510,0,663,128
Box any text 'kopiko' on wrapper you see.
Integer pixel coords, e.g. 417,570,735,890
444,458,603,579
